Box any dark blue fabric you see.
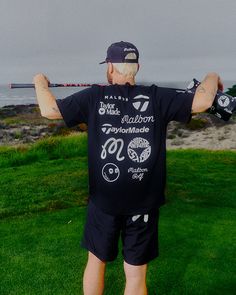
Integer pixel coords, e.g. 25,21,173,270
81,200,160,265
99,41,139,64
56,84,194,215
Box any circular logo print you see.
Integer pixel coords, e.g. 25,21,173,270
102,163,120,182
127,137,151,163
218,95,230,107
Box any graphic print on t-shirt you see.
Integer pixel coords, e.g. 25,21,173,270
121,114,154,124
102,163,120,182
101,123,149,135
128,167,149,181
101,138,125,161
104,95,129,102
98,102,121,116
99,92,153,183
56,84,194,214
127,137,151,163
132,95,150,112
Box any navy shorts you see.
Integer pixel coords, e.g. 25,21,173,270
81,200,160,265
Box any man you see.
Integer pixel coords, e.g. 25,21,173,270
33,41,223,295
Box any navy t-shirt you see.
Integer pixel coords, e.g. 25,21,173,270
56,84,194,215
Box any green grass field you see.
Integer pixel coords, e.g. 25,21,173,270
1,133,236,295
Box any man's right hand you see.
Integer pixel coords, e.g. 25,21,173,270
33,73,50,89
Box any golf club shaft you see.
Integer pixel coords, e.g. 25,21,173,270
9,83,187,93
9,83,107,89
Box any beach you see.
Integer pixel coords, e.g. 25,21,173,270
166,114,236,150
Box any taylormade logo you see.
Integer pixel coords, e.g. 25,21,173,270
132,95,150,112
101,123,149,134
98,102,120,116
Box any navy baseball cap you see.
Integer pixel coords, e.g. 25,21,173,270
99,41,139,64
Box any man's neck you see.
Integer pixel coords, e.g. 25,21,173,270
112,76,135,85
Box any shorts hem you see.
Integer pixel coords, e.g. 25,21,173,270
80,242,118,263
123,253,159,266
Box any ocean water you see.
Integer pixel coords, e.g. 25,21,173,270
0,81,234,107
0,85,84,107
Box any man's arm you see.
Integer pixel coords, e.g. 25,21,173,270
191,72,223,114
33,73,62,119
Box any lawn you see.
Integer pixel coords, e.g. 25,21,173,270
1,133,236,295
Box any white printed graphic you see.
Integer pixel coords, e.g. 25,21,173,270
101,138,125,161
121,114,154,124
127,137,151,163
105,95,128,102
101,123,149,135
101,124,113,134
128,167,148,181
144,214,149,222
98,102,120,116
132,214,149,223
124,47,136,52
132,95,150,112
102,163,120,182
187,80,195,89
132,215,141,222
218,95,230,107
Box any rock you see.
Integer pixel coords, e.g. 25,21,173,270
30,129,39,136
22,126,30,130
41,132,47,136
0,104,39,120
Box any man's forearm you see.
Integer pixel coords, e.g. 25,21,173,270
35,83,57,117
192,72,222,113
33,73,61,118
198,72,219,104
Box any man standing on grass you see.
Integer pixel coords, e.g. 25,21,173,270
33,41,223,295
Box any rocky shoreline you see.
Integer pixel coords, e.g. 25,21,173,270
0,104,235,150
0,104,84,146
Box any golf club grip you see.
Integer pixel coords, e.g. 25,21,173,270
9,83,63,89
10,83,34,89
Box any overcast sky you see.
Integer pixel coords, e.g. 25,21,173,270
0,0,235,84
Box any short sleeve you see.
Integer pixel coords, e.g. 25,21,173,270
56,87,92,127
158,87,194,124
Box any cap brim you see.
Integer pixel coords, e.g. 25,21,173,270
99,61,106,64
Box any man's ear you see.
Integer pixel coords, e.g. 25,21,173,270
108,62,114,74
137,63,140,72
